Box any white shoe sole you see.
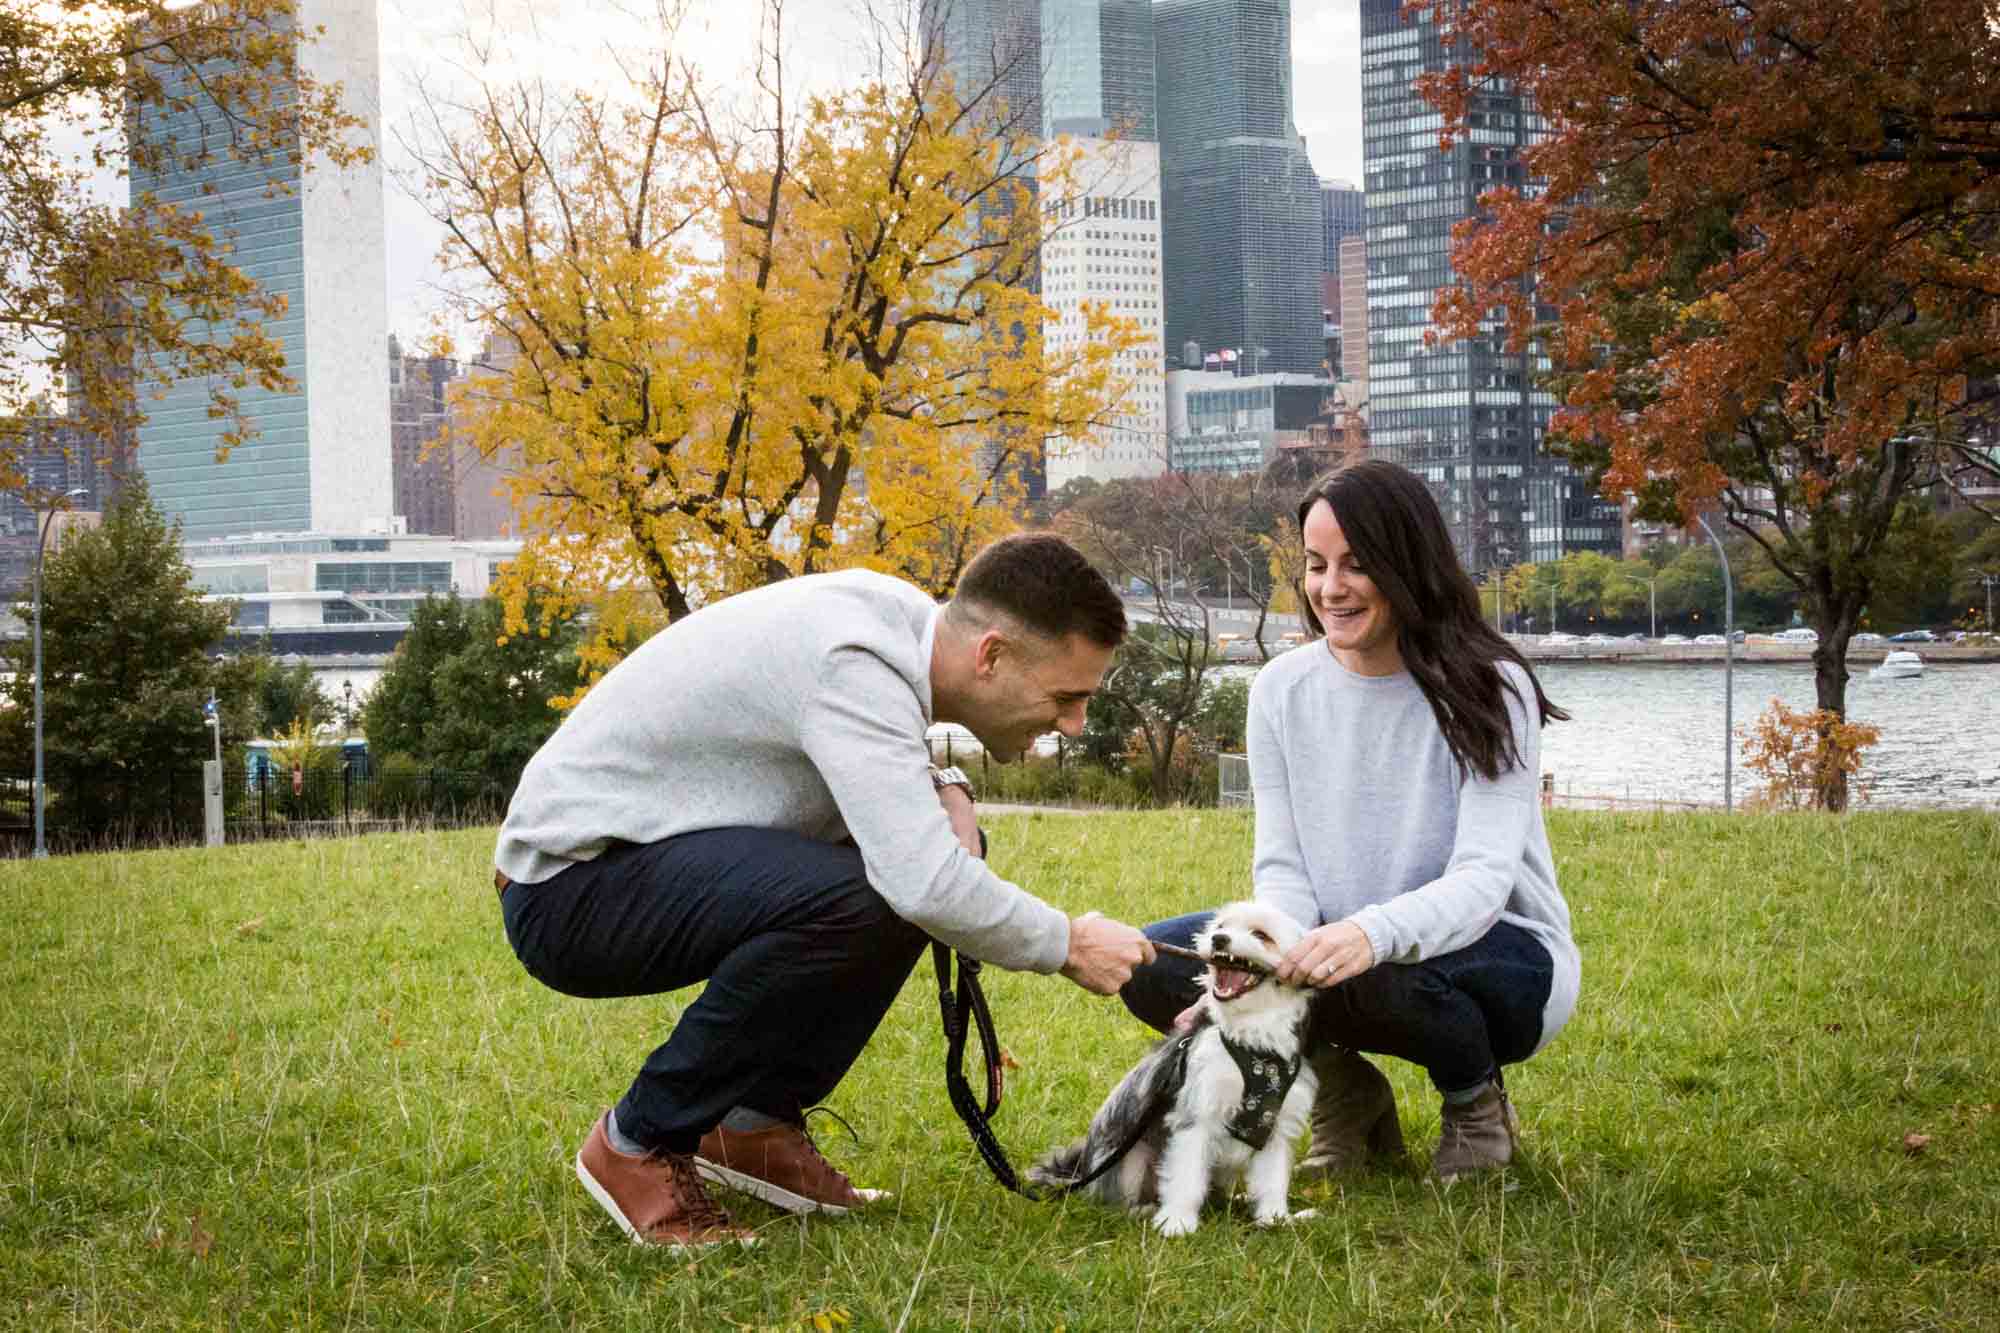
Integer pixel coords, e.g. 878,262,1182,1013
692,1156,890,1216
575,1152,759,1250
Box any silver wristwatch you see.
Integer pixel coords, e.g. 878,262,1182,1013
929,765,974,799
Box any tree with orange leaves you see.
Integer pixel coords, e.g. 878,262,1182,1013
1425,0,2000,808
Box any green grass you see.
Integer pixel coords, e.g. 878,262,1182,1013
3,809,1998,1330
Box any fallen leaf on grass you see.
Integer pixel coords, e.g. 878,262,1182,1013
234,916,265,937
1903,1132,1932,1155
999,1048,1022,1070
186,1212,214,1259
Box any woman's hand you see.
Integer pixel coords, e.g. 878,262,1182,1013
1277,920,1375,989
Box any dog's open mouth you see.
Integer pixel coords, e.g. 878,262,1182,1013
1208,952,1269,1002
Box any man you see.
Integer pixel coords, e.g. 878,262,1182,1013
493,533,1155,1249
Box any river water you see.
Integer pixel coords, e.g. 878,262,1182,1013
1530,660,2000,810
322,659,1999,812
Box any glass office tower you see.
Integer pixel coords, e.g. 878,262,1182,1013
1154,0,1322,377
127,0,390,542
1042,0,1155,140
921,0,1042,134
1321,179,1365,273
1359,0,1619,569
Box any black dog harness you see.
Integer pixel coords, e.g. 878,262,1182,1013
1219,1034,1305,1150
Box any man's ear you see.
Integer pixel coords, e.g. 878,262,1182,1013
972,627,1008,681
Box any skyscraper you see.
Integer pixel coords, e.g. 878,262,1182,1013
127,0,391,543
1033,1,1166,487
388,336,461,538
921,0,1041,136
1042,0,1156,139
1041,139,1167,487
1359,0,1619,568
1321,179,1365,273
1154,0,1322,377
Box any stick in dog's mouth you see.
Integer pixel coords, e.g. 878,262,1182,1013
1153,940,1303,997
1207,951,1269,1001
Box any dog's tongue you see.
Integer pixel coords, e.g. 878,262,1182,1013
1214,967,1255,999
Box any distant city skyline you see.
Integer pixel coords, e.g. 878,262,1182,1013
375,0,1364,344
39,2,1362,363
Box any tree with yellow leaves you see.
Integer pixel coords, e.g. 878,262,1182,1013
405,0,1145,696
1,0,368,497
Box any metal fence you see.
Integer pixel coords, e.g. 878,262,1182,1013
0,761,515,856
1218,753,1252,808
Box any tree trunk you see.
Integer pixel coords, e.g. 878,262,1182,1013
1808,591,1866,811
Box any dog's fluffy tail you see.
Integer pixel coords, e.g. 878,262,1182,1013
1026,1139,1091,1189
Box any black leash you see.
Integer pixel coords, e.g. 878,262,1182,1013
933,827,1235,1199
933,939,1195,1200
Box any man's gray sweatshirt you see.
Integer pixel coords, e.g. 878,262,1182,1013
494,570,1071,975
1248,645,1580,1050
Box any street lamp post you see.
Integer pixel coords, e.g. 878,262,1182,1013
1645,577,1658,639
342,679,355,738
1697,514,1736,812
31,487,89,859
1151,544,1175,600
1981,571,1998,632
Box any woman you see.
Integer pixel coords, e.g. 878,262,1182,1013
1121,460,1580,1178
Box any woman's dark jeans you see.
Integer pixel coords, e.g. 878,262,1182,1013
1120,912,1554,1096
500,828,930,1154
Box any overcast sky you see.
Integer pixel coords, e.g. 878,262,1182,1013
381,0,1363,342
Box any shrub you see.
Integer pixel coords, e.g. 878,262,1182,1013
1740,698,1882,810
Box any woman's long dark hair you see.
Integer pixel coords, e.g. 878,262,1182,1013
1294,460,1568,782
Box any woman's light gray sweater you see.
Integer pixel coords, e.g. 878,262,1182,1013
494,570,1071,975
1248,644,1580,1050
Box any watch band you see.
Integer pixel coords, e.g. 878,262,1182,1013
929,765,974,798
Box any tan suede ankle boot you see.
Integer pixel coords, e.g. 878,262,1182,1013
1432,1079,1519,1179
1296,1046,1405,1179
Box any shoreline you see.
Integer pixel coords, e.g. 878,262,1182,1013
1515,643,2000,666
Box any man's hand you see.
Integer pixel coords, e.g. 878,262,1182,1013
1060,910,1156,995
936,783,981,858
1277,919,1375,989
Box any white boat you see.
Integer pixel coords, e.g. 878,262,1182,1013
1870,650,1924,680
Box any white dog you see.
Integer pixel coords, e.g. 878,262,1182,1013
1029,900,1318,1236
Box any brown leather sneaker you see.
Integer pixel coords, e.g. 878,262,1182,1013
575,1113,759,1249
1296,1046,1406,1179
695,1121,889,1216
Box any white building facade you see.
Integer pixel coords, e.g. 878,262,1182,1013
1042,137,1169,489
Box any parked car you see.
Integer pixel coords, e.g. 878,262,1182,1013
1545,632,1581,644
1888,629,1937,643
1853,631,1884,643
1660,633,1690,645
1774,627,1819,643
1694,633,1726,646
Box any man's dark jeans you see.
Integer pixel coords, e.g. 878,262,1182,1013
1120,912,1553,1095
499,828,930,1154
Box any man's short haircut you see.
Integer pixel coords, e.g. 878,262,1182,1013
950,533,1127,649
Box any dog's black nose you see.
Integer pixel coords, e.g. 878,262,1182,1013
1210,932,1229,953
